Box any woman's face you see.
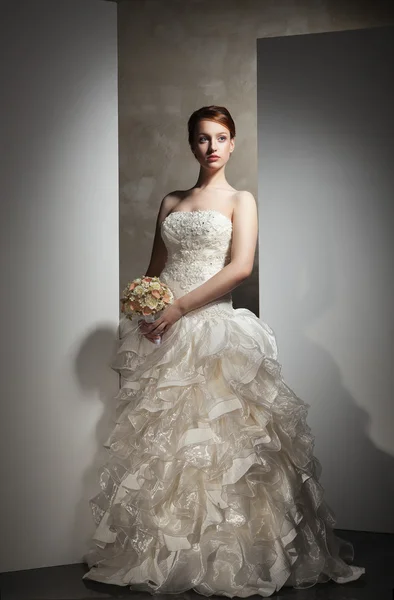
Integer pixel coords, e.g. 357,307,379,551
191,119,235,168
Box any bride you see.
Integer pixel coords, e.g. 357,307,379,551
82,105,365,596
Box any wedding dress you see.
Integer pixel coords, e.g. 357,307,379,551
82,209,365,596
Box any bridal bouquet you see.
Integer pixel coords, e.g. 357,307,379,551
120,276,174,345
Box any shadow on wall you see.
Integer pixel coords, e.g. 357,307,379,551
292,332,394,533
266,195,394,533
72,325,119,555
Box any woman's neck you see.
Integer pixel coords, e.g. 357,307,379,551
194,166,230,190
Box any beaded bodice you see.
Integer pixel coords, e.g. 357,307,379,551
160,210,234,318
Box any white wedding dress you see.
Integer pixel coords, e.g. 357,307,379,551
82,209,365,596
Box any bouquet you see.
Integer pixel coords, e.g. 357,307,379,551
120,276,174,345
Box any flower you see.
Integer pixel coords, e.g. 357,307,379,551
121,275,173,320
146,296,159,310
133,285,144,296
129,300,140,311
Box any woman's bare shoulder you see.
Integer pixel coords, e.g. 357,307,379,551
160,189,196,213
233,189,257,205
163,189,191,204
159,191,181,211
156,190,190,224
233,188,255,197
232,190,258,224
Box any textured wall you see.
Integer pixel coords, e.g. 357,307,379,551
118,0,393,315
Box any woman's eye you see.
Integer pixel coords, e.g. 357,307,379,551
199,136,226,142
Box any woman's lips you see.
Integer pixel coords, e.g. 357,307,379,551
207,156,219,161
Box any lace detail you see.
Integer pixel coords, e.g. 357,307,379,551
185,297,234,320
160,210,233,295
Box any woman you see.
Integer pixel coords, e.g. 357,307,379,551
83,106,365,596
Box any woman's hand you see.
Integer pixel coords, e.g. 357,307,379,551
139,301,184,343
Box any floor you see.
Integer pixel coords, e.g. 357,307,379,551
0,530,393,600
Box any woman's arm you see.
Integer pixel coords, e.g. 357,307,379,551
176,190,258,316
144,194,178,277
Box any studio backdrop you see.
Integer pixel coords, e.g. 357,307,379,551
257,26,394,533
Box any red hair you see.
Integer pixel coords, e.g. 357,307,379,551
187,105,236,147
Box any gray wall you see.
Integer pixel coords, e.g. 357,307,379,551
118,0,393,318
257,27,394,533
0,0,119,572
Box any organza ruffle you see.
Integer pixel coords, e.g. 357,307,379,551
82,308,365,597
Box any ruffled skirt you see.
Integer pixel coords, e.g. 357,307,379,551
82,304,365,597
